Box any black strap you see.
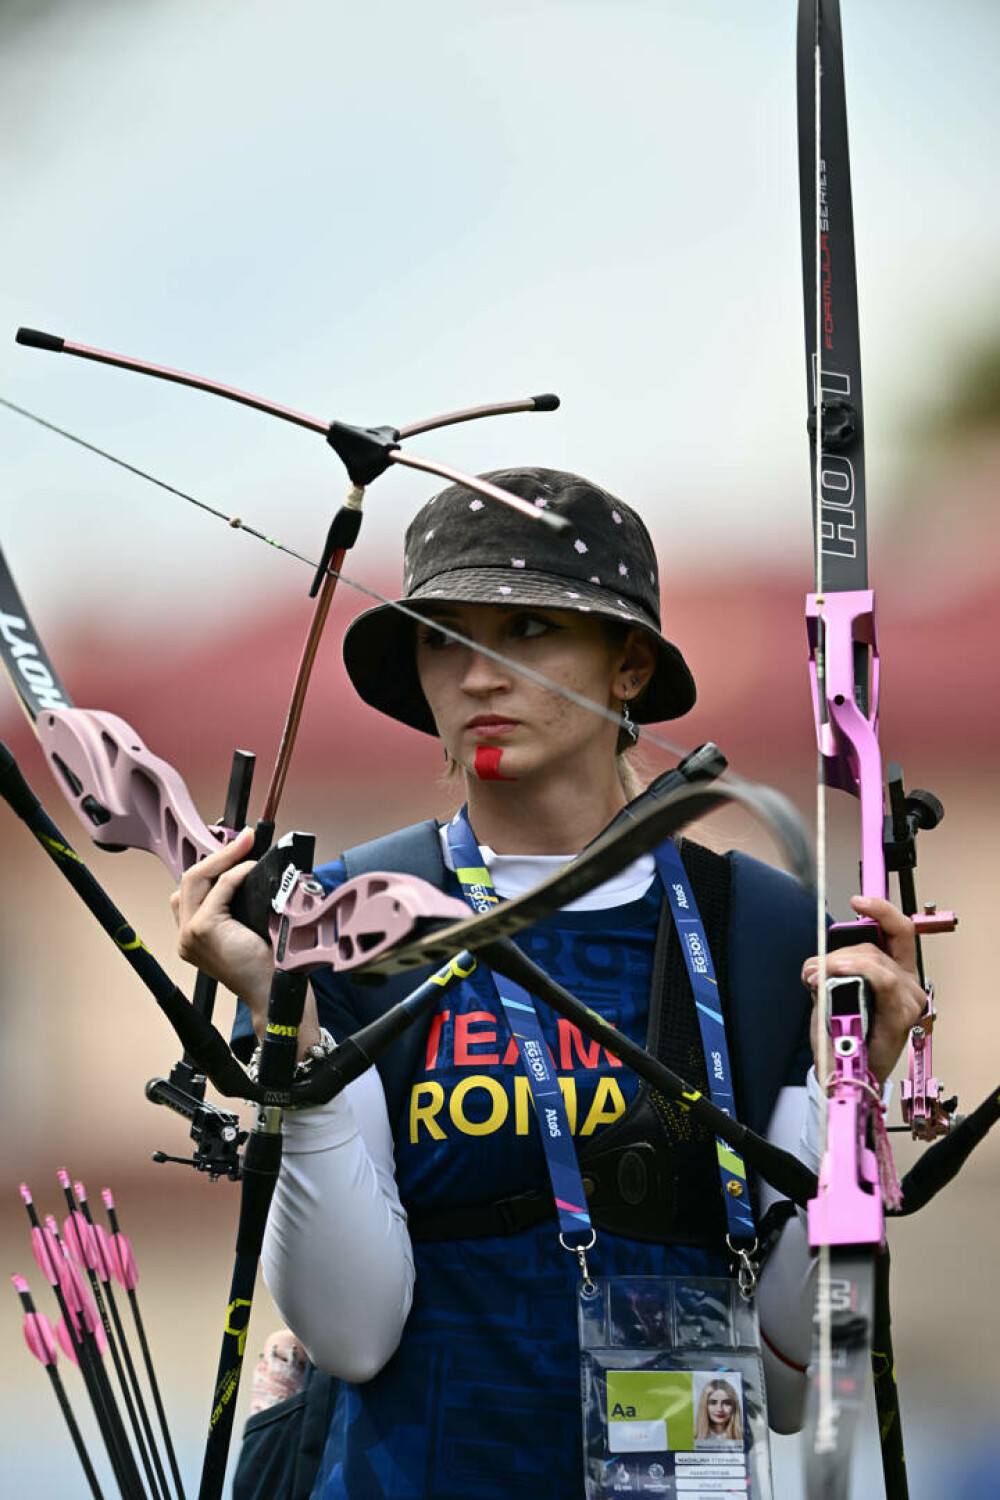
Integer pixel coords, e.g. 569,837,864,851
342,817,445,885
407,1139,671,1242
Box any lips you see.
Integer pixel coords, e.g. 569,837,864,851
466,715,520,737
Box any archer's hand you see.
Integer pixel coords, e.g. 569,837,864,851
172,826,320,1049
802,895,927,1086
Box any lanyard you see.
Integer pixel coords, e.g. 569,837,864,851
445,807,756,1264
445,808,595,1265
653,840,755,1245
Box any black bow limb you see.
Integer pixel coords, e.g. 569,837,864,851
0,741,254,1104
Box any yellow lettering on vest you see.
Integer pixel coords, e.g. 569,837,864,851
409,1081,446,1142
514,1074,532,1134
579,1077,626,1135
449,1075,508,1135
512,1075,577,1134
557,1019,622,1070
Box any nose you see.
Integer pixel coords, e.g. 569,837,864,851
459,640,511,696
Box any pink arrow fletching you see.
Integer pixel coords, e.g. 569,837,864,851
104,1228,137,1290
31,1225,62,1286
61,1211,93,1268
61,1206,90,1266
100,1188,139,1288
44,1217,98,1334
43,1216,80,1307
24,1309,59,1365
73,1180,112,1277
94,1224,118,1283
55,1317,81,1365
60,1257,103,1340
57,1252,84,1318
90,1222,113,1282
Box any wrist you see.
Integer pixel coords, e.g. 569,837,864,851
247,1026,336,1084
295,1017,323,1060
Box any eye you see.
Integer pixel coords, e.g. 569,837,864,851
416,623,450,651
508,611,559,641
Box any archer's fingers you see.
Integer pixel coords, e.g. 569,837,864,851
176,826,256,916
801,944,899,992
179,860,258,935
850,894,919,974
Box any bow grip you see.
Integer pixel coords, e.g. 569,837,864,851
828,914,881,953
230,835,303,939
823,917,881,1041
808,972,884,1250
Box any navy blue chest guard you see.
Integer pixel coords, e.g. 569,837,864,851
339,822,739,1250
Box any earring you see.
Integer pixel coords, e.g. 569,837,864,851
621,696,639,747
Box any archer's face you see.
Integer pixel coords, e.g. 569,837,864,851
414,603,626,787
707,1389,735,1431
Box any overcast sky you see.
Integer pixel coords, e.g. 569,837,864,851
1,0,997,645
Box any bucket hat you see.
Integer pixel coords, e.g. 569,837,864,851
342,467,696,733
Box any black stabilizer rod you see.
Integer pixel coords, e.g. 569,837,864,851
891,1087,1000,1217
481,936,819,1207
0,742,253,1100
16,326,65,352
198,958,311,1500
290,954,476,1107
585,741,728,849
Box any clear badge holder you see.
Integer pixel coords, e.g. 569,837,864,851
579,1276,772,1498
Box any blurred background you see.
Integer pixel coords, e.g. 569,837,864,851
1,0,998,1493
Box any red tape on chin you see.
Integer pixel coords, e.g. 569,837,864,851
474,746,516,781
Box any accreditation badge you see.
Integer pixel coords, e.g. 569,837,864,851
578,1277,772,1498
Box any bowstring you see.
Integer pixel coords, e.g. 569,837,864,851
0,391,760,780
0,396,304,560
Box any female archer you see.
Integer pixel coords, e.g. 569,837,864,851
175,467,925,1500
694,1377,744,1447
